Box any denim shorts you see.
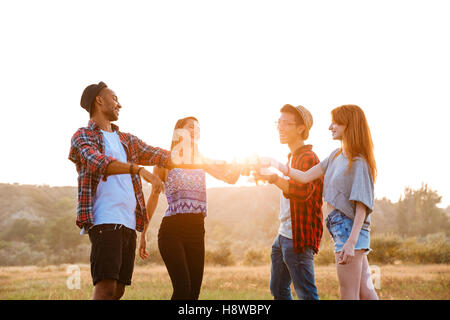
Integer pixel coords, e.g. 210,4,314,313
325,210,371,255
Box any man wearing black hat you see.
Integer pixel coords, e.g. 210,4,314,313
69,81,172,299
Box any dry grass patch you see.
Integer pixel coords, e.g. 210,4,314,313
0,264,449,300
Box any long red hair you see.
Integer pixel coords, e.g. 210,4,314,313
331,105,377,182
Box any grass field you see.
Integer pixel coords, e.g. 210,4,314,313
0,264,449,300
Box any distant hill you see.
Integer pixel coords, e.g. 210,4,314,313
0,183,280,227
0,182,406,235
0,183,448,266
0,183,283,265
2,182,447,233
0,183,77,226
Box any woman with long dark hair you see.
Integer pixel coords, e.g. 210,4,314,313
261,105,379,300
138,116,240,300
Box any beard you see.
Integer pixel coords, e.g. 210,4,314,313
106,108,119,121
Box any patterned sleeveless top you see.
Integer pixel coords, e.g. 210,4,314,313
163,168,207,217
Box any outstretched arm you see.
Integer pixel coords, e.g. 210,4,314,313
262,158,324,184
70,132,165,193
105,161,164,193
203,160,241,185
286,162,324,184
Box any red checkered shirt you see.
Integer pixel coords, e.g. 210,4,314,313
282,145,324,254
68,120,171,232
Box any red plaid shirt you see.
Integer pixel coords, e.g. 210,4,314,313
282,145,324,254
68,120,171,232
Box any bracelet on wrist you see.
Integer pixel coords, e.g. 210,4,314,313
129,164,135,174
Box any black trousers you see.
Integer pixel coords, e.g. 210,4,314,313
158,213,205,300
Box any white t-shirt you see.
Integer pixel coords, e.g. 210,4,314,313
278,157,292,239
91,130,137,230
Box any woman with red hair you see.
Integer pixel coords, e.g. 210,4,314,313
262,105,379,300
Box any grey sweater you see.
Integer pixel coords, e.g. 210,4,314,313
320,148,374,229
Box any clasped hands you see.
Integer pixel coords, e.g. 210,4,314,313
237,156,288,184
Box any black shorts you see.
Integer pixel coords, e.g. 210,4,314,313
88,224,137,286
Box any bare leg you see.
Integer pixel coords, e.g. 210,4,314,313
114,283,126,300
335,251,364,300
93,279,124,300
359,255,379,300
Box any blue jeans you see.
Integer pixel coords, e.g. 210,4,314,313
270,234,319,300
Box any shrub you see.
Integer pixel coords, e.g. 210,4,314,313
205,241,235,266
315,242,335,265
0,242,46,266
315,233,450,265
2,218,44,242
369,233,403,264
397,233,450,264
243,248,269,266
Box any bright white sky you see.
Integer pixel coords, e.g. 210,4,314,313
1,0,449,207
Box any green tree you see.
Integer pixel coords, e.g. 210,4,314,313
2,218,43,242
396,183,450,237
371,197,397,234
45,214,85,253
54,196,76,215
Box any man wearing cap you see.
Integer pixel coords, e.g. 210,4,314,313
69,81,173,299
254,104,323,300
